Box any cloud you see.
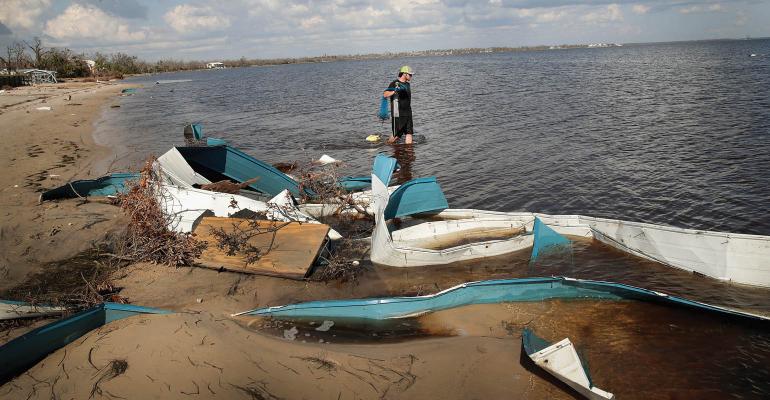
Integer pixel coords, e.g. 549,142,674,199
44,4,147,43
82,0,149,19
0,0,51,30
678,3,724,14
581,4,623,23
300,16,326,30
515,8,569,23
631,4,650,14
164,4,231,33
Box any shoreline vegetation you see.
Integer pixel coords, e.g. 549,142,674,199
1,37,615,81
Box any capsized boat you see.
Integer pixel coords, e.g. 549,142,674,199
522,328,614,400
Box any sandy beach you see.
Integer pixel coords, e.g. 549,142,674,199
0,82,131,292
0,312,549,400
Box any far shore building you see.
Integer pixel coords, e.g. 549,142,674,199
206,62,225,69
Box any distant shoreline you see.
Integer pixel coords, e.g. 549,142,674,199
123,36,769,76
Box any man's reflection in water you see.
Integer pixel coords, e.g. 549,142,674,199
391,143,415,185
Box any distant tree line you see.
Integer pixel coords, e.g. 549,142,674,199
1,37,91,77
1,36,589,81
0,37,207,79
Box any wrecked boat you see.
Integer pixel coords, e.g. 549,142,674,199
156,148,342,239
173,145,309,199
522,328,615,400
411,209,770,288
369,154,542,267
234,276,768,322
365,154,770,287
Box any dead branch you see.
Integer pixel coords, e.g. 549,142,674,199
114,157,206,266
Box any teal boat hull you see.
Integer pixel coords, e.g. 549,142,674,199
237,277,769,323
176,145,310,198
384,177,448,219
372,153,447,219
338,176,372,192
39,173,139,201
0,303,171,382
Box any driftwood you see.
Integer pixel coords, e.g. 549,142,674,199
197,177,260,194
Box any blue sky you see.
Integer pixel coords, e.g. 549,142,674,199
1,1,768,61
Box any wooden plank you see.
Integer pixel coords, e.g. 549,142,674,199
193,217,329,279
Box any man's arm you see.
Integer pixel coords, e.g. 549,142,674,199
383,82,400,98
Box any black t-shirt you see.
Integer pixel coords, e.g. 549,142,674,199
388,80,411,117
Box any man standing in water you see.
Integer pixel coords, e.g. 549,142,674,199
383,66,414,144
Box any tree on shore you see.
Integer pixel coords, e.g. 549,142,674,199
24,37,46,69
1,42,30,72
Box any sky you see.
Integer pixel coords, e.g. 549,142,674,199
1,0,769,61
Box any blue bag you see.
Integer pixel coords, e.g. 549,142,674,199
378,96,389,120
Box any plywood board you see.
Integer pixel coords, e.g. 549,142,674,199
193,217,329,279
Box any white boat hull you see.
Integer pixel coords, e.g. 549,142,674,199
370,175,533,267
527,337,614,400
431,209,770,288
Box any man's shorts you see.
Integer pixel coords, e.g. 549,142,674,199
392,116,413,138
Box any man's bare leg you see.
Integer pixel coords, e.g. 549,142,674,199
404,133,413,144
387,135,399,144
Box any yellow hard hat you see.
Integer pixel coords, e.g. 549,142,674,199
399,65,414,75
